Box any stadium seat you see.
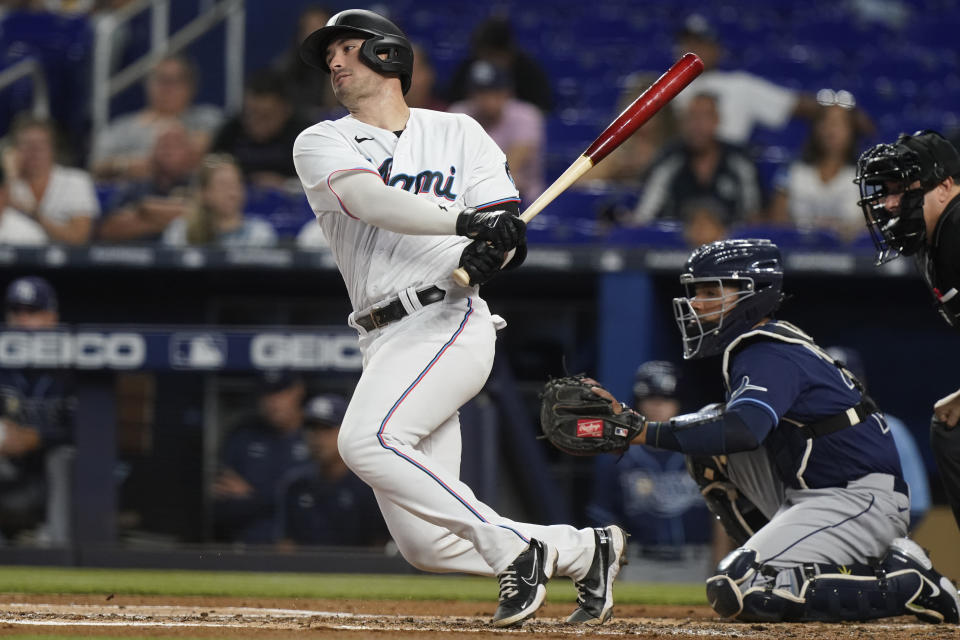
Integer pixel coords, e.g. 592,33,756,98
604,222,687,248
245,188,315,239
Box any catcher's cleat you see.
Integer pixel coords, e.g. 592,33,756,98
887,538,960,624
491,539,558,627
566,525,630,624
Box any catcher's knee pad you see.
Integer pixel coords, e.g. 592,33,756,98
706,548,791,621
685,455,768,545
707,550,816,622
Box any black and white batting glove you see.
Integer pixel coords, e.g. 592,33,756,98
458,239,506,286
455,207,526,251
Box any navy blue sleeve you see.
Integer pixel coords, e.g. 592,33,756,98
645,344,804,455
646,403,776,455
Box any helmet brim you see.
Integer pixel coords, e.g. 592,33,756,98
300,25,374,71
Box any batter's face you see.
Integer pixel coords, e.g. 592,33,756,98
326,37,384,105
689,282,740,324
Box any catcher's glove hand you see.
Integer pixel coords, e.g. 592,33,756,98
539,374,646,456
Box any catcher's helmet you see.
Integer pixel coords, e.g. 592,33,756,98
854,130,960,263
632,361,680,401
299,9,414,95
673,239,784,359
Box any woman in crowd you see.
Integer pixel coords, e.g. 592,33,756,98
767,98,862,240
162,154,276,247
3,115,99,245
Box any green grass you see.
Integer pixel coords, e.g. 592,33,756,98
0,566,706,605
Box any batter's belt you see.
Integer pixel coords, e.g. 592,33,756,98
356,285,445,331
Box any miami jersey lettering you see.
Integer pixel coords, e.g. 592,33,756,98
293,108,519,311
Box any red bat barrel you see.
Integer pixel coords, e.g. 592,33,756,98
583,52,704,165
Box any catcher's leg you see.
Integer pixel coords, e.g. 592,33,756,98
705,475,932,623
707,540,959,623
686,455,769,546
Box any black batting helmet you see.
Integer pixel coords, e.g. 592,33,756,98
299,9,414,95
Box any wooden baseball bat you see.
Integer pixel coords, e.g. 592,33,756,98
452,52,704,287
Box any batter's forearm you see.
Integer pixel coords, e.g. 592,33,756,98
328,171,457,235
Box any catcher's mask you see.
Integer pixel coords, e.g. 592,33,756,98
299,9,414,95
854,130,960,264
673,239,784,359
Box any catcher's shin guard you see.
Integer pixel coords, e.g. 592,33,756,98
706,547,803,622
686,455,768,545
707,539,960,623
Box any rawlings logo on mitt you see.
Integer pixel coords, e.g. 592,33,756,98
539,374,647,455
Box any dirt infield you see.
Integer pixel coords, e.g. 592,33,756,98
0,594,957,639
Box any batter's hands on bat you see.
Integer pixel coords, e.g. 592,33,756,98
455,207,526,251
934,387,960,428
457,239,506,286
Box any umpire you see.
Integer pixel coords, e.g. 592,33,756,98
855,130,960,532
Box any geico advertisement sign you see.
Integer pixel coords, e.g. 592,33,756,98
250,333,361,370
0,331,145,368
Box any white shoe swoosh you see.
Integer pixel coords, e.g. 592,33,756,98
521,548,540,587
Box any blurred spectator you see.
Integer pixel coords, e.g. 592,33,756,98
272,4,342,122
211,70,310,189
825,346,931,529
587,361,714,561
449,61,545,203
89,55,223,181
162,154,277,247
631,93,760,232
680,197,730,247
3,115,99,245
0,161,46,245
97,122,198,243
446,16,552,113
279,393,389,548
406,43,447,111
767,100,864,240
579,72,678,188
671,14,874,146
0,276,75,545
213,371,310,544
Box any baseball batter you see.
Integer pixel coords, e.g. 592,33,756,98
292,9,626,627
563,239,959,623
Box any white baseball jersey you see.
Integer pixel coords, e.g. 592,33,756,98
293,108,520,312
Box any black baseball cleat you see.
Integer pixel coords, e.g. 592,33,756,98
491,538,558,627
887,538,960,624
566,525,630,624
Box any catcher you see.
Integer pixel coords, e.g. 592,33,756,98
541,238,960,624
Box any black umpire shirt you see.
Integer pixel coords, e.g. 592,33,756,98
919,193,960,328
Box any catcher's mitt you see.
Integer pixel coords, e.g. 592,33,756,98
539,375,646,455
